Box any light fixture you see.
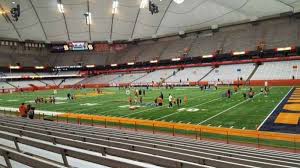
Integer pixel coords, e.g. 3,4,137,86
233,51,246,55
112,0,119,14
127,62,135,65
35,66,45,69
86,64,95,68
173,0,184,4
171,58,181,61
57,0,64,13
9,65,20,69
150,60,158,63
277,47,292,51
202,54,213,58
111,64,117,67
140,0,148,8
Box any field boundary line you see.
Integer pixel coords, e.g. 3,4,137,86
197,92,264,125
256,87,293,130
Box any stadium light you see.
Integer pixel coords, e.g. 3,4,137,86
57,0,64,13
86,64,95,68
173,0,184,4
171,58,181,61
35,66,45,69
9,65,20,69
127,62,135,65
85,12,92,25
150,60,158,63
277,47,292,51
140,0,148,8
111,64,117,67
233,51,246,55
202,54,213,58
112,0,118,14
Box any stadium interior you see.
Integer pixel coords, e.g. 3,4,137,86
0,0,300,167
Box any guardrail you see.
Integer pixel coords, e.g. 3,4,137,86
1,110,299,151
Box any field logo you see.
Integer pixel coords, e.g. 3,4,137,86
177,108,199,112
7,99,18,102
80,103,98,106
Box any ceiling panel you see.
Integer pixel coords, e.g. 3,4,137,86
0,0,297,42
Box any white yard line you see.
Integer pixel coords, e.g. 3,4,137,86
153,91,240,121
153,96,223,121
197,92,264,125
256,87,293,130
122,90,223,117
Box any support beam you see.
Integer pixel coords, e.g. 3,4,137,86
0,4,22,40
87,0,91,41
28,0,48,41
211,0,250,17
275,0,294,10
60,0,70,41
130,8,141,39
110,13,115,41
2,151,12,168
155,0,173,35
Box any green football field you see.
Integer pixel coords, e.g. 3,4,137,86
0,86,291,130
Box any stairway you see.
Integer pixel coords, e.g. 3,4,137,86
245,64,260,84
33,73,49,86
5,81,17,89
163,69,181,83
198,67,215,81
28,84,39,90
130,73,149,84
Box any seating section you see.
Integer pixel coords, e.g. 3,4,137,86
110,72,147,84
0,82,14,89
133,69,177,84
8,80,46,88
1,17,299,67
61,78,84,85
251,60,300,80
80,74,119,84
202,63,255,83
0,116,298,168
166,66,212,83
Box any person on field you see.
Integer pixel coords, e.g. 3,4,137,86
176,97,181,107
19,103,27,118
160,92,164,100
184,96,188,105
128,96,133,105
243,92,247,100
227,89,231,98
157,97,163,106
248,90,254,99
28,107,35,119
168,94,173,108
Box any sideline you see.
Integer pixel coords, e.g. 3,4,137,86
0,106,63,116
256,87,293,130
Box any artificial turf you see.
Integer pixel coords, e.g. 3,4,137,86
0,86,291,130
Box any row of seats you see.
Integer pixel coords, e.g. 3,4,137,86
203,64,255,83
252,60,300,80
1,60,300,88
80,60,300,85
0,116,298,168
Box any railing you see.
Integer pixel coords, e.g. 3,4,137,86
1,110,299,152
